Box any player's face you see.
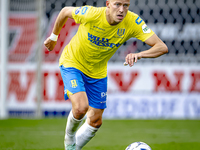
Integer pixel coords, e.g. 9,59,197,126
106,0,130,25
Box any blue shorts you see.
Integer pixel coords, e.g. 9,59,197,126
59,65,107,109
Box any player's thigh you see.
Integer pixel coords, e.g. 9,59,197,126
69,91,89,114
86,106,104,128
59,66,89,118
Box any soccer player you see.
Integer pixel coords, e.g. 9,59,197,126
44,0,168,149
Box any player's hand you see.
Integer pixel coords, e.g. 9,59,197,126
44,37,57,52
125,53,142,67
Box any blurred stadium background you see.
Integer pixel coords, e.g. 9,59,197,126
0,0,200,119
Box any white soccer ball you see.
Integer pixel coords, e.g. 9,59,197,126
125,142,152,150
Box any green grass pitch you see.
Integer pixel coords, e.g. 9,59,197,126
0,119,200,150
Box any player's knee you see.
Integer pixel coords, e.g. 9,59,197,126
73,105,89,120
87,109,103,128
94,119,103,128
89,118,102,128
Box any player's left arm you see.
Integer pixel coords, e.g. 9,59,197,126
125,34,168,67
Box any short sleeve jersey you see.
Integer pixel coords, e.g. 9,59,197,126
59,6,154,79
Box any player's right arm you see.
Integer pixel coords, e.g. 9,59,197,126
44,7,75,51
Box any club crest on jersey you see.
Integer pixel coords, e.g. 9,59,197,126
117,28,125,36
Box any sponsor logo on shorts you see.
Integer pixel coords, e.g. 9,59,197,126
75,7,81,15
101,92,107,98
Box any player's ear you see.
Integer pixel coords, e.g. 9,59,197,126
106,0,110,8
